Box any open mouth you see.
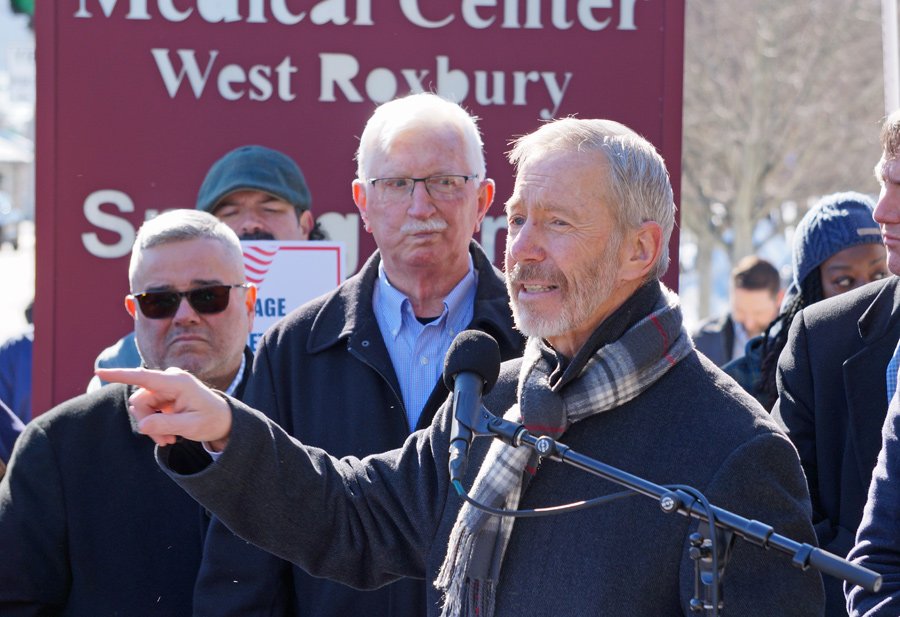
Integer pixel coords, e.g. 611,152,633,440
522,284,558,293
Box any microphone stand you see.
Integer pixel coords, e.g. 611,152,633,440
458,405,882,616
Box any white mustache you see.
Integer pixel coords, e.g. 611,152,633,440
401,219,448,234
506,263,566,288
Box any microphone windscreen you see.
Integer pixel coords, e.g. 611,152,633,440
442,330,501,394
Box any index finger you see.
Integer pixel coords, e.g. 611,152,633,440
94,367,199,411
96,367,178,391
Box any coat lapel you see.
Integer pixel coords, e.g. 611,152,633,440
306,250,404,402
846,278,900,490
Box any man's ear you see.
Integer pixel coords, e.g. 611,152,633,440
473,179,495,232
244,284,258,317
619,221,663,282
298,210,315,239
125,296,137,319
352,180,371,232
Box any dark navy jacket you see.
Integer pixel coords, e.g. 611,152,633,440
847,388,900,615
691,313,737,367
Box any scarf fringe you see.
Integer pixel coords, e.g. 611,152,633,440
437,523,477,617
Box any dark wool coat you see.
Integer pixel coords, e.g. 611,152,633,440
774,276,900,616
846,390,900,615
691,313,737,367
194,242,525,617
0,351,251,617
165,290,824,617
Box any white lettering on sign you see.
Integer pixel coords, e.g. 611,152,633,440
151,49,299,101
74,0,151,19
80,190,363,274
76,0,639,118
81,190,138,258
319,53,572,119
74,0,375,26
72,0,634,30
400,0,637,31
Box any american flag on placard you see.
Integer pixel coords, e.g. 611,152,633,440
243,244,279,286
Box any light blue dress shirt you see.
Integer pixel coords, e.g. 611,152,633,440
886,338,900,404
373,257,477,431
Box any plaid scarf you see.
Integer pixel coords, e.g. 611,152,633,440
435,284,694,617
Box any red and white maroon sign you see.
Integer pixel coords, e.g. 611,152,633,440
34,0,685,411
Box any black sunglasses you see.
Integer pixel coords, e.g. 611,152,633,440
130,284,249,320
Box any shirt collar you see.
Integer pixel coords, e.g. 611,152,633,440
224,352,247,396
375,255,477,340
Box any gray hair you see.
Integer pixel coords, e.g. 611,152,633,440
507,118,675,280
128,209,244,286
355,92,486,180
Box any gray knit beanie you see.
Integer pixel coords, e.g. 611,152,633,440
792,191,882,288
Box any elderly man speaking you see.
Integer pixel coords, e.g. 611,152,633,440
100,118,825,616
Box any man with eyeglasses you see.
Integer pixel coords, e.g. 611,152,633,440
193,92,525,617
0,209,256,616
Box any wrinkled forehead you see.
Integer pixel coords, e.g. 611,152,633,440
375,122,472,162
508,149,611,202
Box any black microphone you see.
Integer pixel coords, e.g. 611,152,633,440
442,330,501,484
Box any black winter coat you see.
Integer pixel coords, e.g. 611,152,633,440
0,348,251,617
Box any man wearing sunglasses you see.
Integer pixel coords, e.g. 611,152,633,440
0,210,256,616
89,144,319,390
193,93,525,617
